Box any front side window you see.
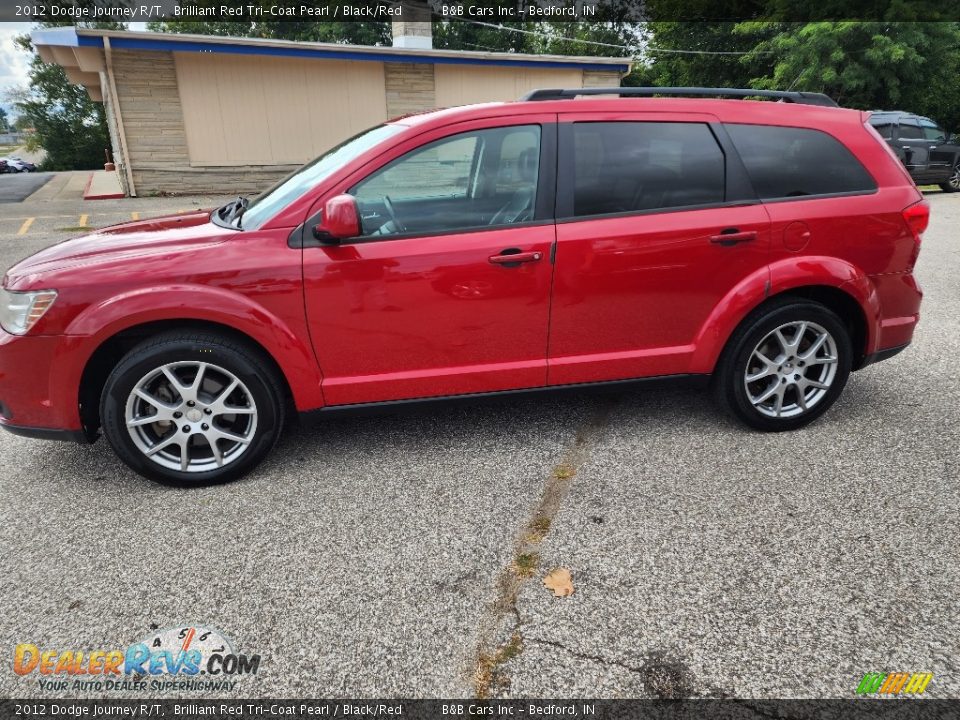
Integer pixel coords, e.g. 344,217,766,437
351,125,541,237
726,124,876,200
569,121,725,217
920,119,946,142
897,121,924,140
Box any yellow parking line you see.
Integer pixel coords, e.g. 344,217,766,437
131,212,140,220
17,217,35,236
79,214,88,227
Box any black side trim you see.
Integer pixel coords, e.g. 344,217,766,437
1,423,92,444
301,373,708,420
858,342,910,370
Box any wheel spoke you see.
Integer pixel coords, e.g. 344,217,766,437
160,366,189,399
134,388,178,411
807,355,837,366
145,433,180,457
212,427,251,445
751,380,781,406
800,332,828,360
773,386,785,417
205,435,224,468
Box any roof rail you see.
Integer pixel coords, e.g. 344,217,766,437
520,87,839,108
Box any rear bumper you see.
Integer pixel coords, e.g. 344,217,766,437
859,342,910,369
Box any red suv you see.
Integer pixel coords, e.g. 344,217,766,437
0,88,927,485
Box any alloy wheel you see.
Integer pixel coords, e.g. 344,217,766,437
124,361,258,473
743,321,839,419
950,165,960,191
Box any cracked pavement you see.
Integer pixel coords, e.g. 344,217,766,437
0,191,958,699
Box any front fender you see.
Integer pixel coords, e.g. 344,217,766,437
689,257,879,373
52,284,324,426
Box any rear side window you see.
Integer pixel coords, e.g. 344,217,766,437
726,124,876,200
570,122,725,217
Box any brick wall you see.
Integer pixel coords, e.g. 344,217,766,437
384,62,435,118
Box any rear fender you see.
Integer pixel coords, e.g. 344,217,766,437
689,257,878,373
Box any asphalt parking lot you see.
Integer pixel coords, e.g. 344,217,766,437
0,182,957,700
0,171,52,203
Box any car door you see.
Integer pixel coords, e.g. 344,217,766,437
895,119,932,179
547,112,771,385
919,119,953,179
302,116,557,406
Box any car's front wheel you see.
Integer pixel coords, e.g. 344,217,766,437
100,331,286,486
940,162,960,193
714,299,853,431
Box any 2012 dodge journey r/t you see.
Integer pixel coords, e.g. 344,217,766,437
0,87,927,485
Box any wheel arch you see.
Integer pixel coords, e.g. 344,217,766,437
691,257,879,375
77,319,300,437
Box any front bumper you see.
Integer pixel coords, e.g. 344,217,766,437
1,422,90,443
0,327,86,440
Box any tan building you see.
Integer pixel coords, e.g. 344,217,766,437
32,25,630,197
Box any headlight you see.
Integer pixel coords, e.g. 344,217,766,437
0,288,58,335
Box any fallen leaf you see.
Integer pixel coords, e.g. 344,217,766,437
543,567,574,597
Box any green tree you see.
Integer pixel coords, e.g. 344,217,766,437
14,19,125,170
0,108,9,132
737,21,960,126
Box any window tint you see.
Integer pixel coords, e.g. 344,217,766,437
570,122,724,216
726,124,876,199
351,125,540,236
898,121,924,140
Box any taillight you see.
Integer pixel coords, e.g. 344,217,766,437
902,200,930,238
902,200,929,268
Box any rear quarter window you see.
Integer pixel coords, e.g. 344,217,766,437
726,124,876,200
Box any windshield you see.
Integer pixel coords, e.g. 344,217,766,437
240,123,404,230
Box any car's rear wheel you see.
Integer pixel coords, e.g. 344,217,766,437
941,162,960,193
100,332,285,486
714,299,852,431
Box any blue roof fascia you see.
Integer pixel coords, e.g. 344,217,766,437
73,34,627,73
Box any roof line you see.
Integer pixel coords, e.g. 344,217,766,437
30,28,630,72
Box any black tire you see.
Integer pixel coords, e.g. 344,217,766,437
713,298,853,431
100,331,286,486
939,162,960,193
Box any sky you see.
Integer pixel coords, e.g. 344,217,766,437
0,21,147,121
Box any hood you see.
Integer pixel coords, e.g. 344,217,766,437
4,210,230,288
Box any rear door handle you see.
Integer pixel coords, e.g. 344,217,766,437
710,229,757,246
489,249,543,265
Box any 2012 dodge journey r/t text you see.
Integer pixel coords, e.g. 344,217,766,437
0,88,927,485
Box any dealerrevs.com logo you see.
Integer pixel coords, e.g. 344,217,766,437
13,625,260,693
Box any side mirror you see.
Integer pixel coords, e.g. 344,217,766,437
313,194,360,243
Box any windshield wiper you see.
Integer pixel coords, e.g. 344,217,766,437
217,196,249,228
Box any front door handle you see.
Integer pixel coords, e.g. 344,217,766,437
710,229,757,247
489,249,543,266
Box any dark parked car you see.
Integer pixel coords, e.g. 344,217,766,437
0,160,7,174
868,110,960,192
